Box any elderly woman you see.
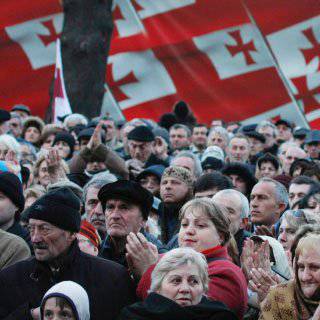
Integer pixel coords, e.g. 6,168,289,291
255,153,281,179
130,198,248,319
22,116,45,148
259,225,320,320
120,248,236,320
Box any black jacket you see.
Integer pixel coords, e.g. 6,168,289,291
0,241,136,320
118,293,237,320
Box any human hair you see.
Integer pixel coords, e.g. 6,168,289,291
82,171,117,204
257,153,280,171
24,185,46,200
19,141,37,162
281,209,319,232
0,134,21,159
229,133,250,146
289,159,315,177
193,123,208,131
173,150,203,178
149,247,209,294
290,175,317,187
194,172,233,193
208,126,229,144
259,177,289,206
169,123,192,137
298,183,320,210
256,120,278,137
213,189,249,219
295,232,320,257
179,198,231,245
63,113,88,128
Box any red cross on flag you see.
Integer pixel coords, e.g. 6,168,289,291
52,39,72,123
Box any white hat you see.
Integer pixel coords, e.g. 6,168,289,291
201,146,225,162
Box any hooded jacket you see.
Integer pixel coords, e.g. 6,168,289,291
41,281,90,320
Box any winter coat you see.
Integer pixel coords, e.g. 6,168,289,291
40,281,90,320
0,241,136,320
0,229,30,271
118,292,237,320
137,245,248,319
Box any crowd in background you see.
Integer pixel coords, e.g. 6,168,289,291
0,100,319,320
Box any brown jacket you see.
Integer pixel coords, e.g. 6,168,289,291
0,229,30,271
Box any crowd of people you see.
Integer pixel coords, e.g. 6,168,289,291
0,101,319,320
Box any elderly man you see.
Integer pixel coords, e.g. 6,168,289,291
213,189,251,255
249,177,288,233
304,130,320,160
282,145,308,175
99,180,163,266
0,187,135,320
82,172,117,239
256,121,278,155
227,134,251,163
126,126,168,177
159,166,194,244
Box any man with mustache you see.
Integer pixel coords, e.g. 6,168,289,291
0,187,135,320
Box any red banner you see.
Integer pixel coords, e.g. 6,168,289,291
0,0,319,128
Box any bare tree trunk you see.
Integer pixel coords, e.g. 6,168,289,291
48,0,114,121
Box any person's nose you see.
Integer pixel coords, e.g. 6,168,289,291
301,267,312,282
279,231,287,242
185,224,195,235
94,203,104,217
178,280,191,293
31,228,43,243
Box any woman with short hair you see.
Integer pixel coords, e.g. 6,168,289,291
119,248,236,320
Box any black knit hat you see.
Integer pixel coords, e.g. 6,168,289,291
0,172,24,212
27,187,81,232
98,180,153,220
53,131,76,159
0,109,11,123
128,125,155,142
245,131,266,144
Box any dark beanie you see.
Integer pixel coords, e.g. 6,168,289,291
128,126,155,142
98,180,153,220
27,187,81,232
0,172,24,212
53,131,76,159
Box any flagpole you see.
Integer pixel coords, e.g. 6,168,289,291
242,0,310,128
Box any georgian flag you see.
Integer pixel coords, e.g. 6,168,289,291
52,39,72,123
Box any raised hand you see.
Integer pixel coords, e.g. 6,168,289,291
5,150,20,176
87,122,103,150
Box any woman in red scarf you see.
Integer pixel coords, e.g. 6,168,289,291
134,198,248,319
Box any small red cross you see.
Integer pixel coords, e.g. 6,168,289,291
106,63,139,102
301,27,320,72
38,20,60,47
226,30,257,65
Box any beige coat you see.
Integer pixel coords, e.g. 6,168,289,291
0,229,30,270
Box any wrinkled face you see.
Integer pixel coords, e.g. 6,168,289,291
20,144,36,162
277,124,292,142
28,219,75,261
208,132,227,150
85,187,106,233
192,127,208,148
283,147,307,175
9,118,22,138
43,297,76,320
54,141,71,159
41,134,55,150
171,157,196,179
258,126,275,148
178,208,222,252
86,161,107,173
260,161,277,178
250,182,281,226
248,137,264,156
105,199,144,238
77,234,98,256
169,128,190,151
139,174,160,196
297,248,320,299
157,264,204,307
304,142,320,159
278,218,296,251
228,137,250,163
288,183,311,209
25,126,41,144
160,177,190,203
213,193,242,235
0,191,18,230
228,174,247,195
38,160,51,187
128,140,154,163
